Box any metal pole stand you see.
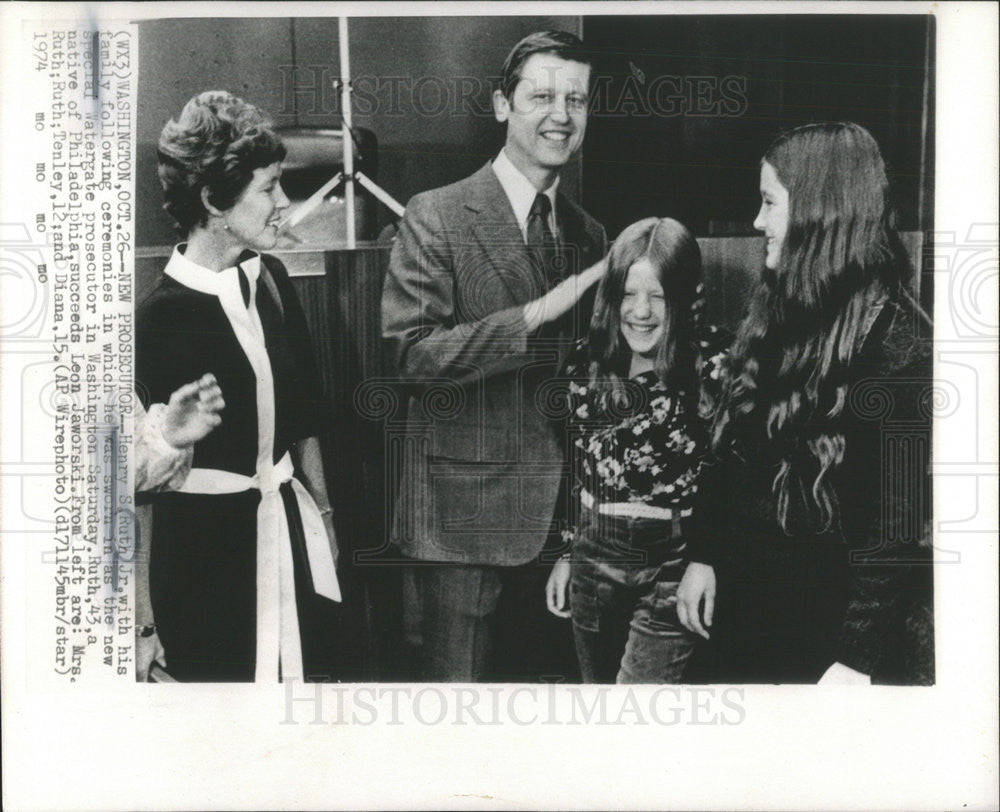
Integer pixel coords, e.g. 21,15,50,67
282,18,405,244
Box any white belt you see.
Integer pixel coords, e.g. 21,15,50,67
580,487,692,521
179,451,341,682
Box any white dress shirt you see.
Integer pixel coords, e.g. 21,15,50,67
491,148,559,244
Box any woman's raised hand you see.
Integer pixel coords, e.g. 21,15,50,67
161,373,226,449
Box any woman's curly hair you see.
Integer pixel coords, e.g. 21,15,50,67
156,91,286,236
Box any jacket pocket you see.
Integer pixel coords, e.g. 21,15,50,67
430,425,513,462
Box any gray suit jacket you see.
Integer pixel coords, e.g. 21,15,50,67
382,162,607,565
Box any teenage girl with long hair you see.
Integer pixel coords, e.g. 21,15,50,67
677,122,934,684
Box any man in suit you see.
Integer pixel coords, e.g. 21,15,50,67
382,30,607,681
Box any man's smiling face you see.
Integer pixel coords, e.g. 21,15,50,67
494,52,590,185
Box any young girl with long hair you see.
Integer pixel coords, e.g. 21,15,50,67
545,217,725,683
678,122,934,684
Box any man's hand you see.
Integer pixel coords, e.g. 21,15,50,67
522,257,607,332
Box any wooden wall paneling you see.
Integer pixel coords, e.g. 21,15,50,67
292,247,412,679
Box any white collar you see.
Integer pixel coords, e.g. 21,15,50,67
164,245,261,300
492,148,559,240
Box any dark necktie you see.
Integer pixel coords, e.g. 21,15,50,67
526,192,562,288
237,263,252,308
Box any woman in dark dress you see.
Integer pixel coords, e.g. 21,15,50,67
677,122,934,685
137,91,340,682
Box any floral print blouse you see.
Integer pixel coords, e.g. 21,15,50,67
556,326,727,542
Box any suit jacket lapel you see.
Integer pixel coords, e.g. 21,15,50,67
554,191,604,363
556,191,598,276
465,163,544,306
